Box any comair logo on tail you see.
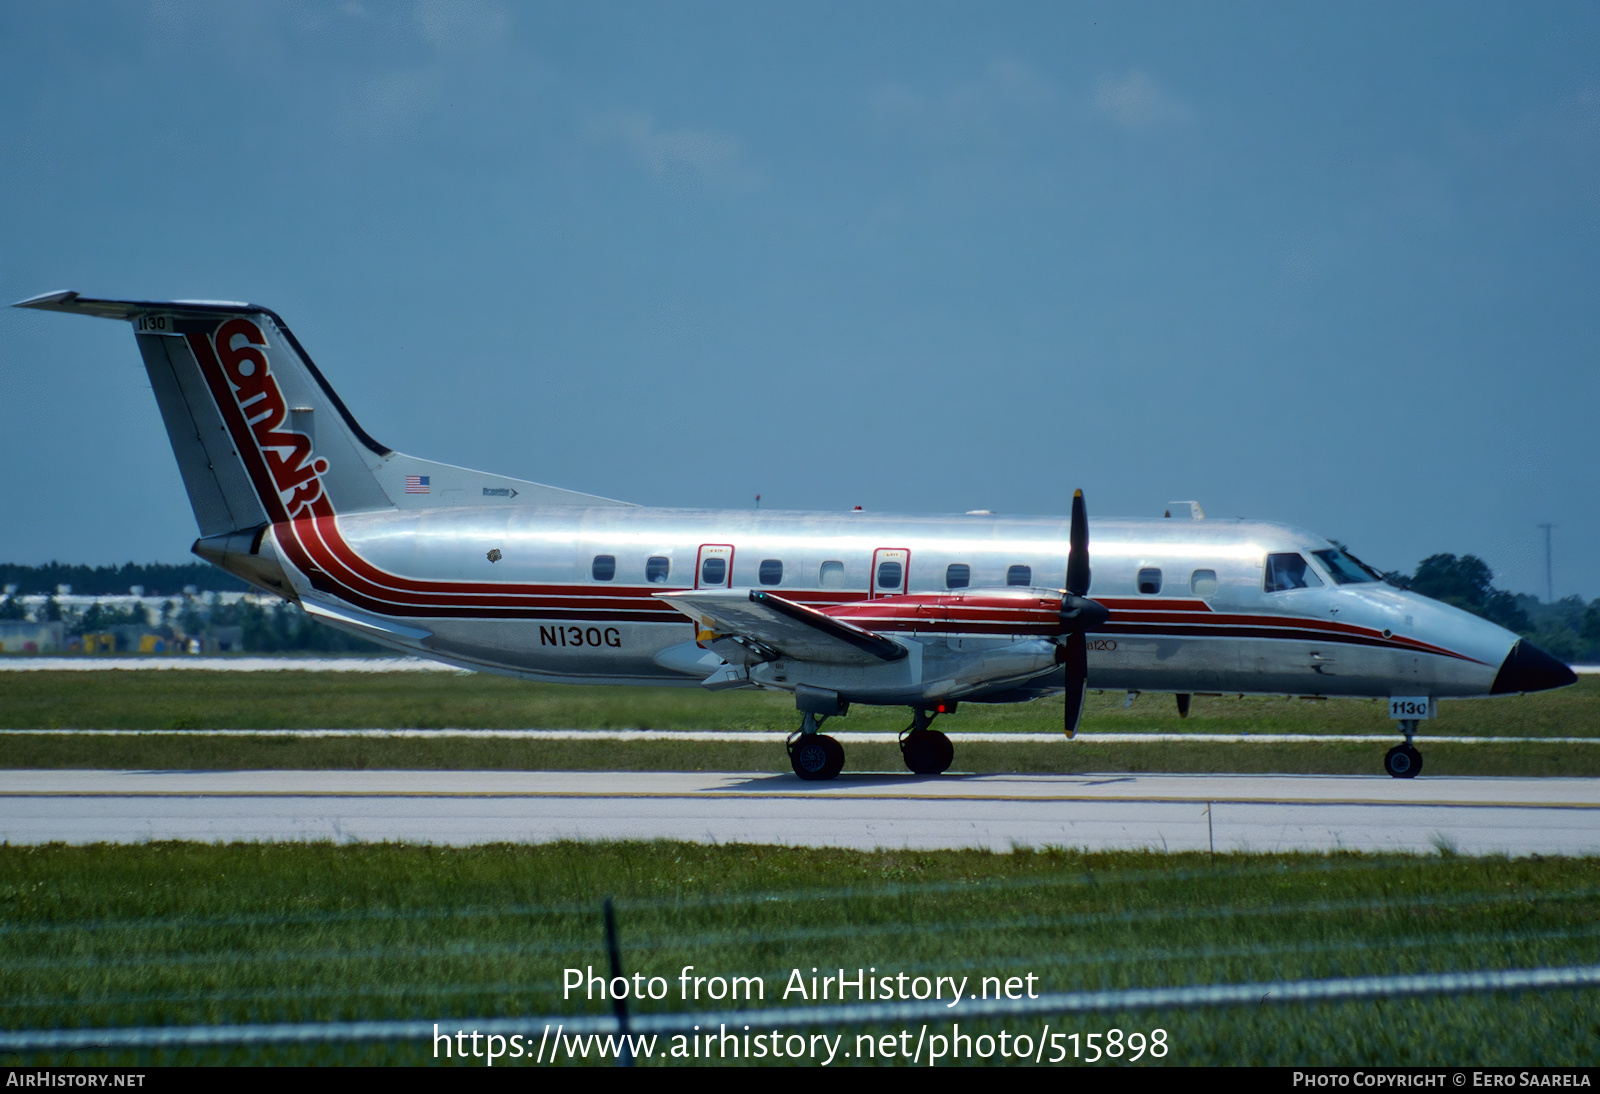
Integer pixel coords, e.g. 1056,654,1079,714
186,318,331,521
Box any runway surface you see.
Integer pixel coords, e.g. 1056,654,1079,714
5,770,1598,855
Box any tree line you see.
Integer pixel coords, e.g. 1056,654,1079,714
0,561,249,596
0,576,378,654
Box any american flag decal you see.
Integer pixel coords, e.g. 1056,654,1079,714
405,475,430,494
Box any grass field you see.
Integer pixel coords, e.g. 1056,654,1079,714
4,843,1597,1066
5,669,1598,735
2,670,1597,774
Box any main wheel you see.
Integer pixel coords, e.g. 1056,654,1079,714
790,734,845,781
901,729,954,775
1384,744,1422,779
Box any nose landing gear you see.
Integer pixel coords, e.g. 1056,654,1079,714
1384,719,1423,779
900,708,954,775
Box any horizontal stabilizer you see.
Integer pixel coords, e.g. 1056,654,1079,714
12,290,258,320
655,589,907,665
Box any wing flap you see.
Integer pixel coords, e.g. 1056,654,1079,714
655,589,907,665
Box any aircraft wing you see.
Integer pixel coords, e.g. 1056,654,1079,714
654,589,908,666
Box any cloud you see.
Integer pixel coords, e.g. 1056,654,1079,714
412,0,511,53
590,111,747,184
355,67,443,131
871,58,1061,141
1092,70,1192,128
322,1,527,149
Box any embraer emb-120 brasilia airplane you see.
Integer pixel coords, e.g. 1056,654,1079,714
16,291,1577,781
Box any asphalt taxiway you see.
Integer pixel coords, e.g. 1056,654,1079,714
4,770,1598,855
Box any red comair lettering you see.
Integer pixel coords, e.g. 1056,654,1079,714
206,319,328,518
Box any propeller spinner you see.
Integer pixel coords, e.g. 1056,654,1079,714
1058,489,1111,738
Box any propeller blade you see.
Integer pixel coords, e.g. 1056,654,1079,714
1060,631,1088,739
1066,489,1090,597
1058,489,1105,737
1059,490,1110,631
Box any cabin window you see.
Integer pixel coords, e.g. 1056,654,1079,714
591,555,616,582
701,557,727,586
1190,569,1218,597
819,561,845,588
1264,552,1324,592
1137,567,1163,595
759,559,783,585
646,556,670,584
876,561,903,591
1006,565,1032,587
945,563,971,589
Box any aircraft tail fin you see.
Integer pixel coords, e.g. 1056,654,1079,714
13,291,631,539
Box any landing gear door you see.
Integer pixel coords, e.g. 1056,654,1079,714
695,544,735,590
870,547,910,599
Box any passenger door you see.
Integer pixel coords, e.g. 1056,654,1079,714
870,547,910,599
695,544,735,590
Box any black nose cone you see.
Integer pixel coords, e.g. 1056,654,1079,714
1491,640,1578,695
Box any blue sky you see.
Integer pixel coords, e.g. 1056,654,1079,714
2,2,1597,598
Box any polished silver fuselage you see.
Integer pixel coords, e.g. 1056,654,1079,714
13,290,1525,712
282,503,1516,705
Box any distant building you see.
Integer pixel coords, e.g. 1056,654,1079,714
0,621,66,652
204,625,244,653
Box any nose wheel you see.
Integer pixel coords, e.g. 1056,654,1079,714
1384,745,1422,778
1384,719,1423,778
900,709,954,775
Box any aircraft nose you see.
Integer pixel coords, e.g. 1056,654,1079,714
1490,640,1578,694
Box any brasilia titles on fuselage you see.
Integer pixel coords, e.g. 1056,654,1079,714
14,291,1577,780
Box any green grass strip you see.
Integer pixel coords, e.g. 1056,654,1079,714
6,672,1600,774
3,671,1597,735
2,843,1598,1066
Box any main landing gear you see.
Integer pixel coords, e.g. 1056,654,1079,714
787,712,845,781
789,686,849,781
900,708,954,775
1384,719,1423,779
785,688,958,781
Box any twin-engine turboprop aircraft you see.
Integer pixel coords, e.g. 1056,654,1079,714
15,292,1577,780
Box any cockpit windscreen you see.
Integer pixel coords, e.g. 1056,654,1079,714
1312,548,1384,584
